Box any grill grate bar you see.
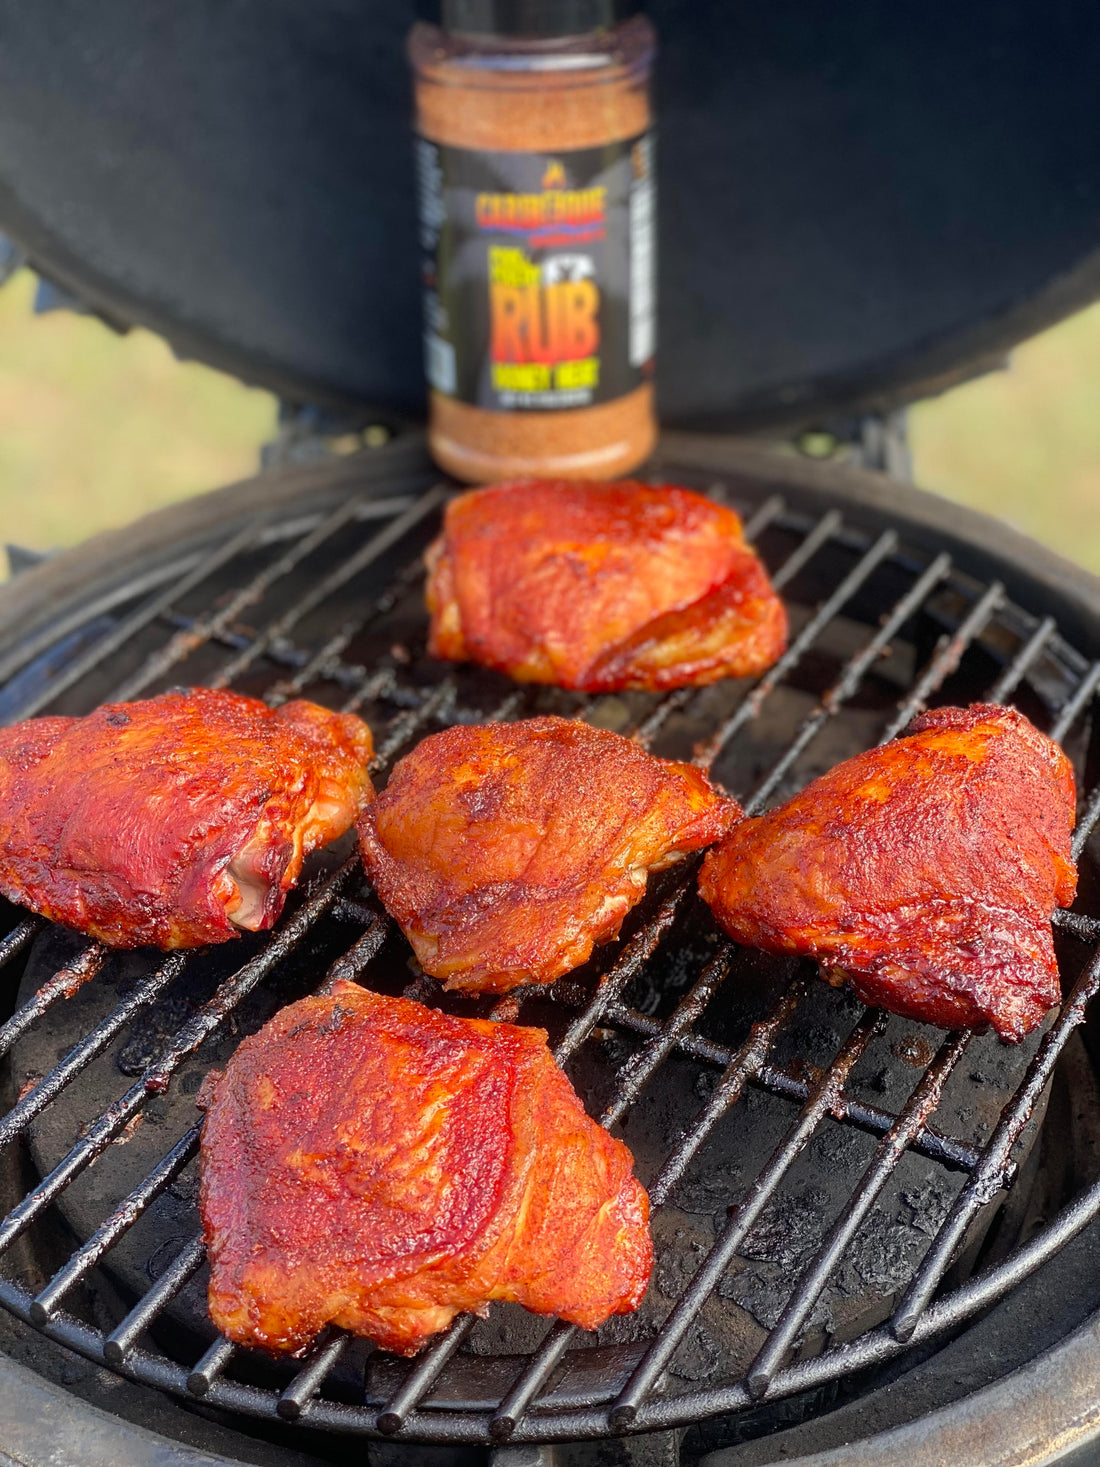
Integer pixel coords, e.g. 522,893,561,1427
1054,908,1100,942
0,942,106,1060
160,613,321,679
492,944,792,1434
769,509,845,592
30,1124,201,1325
0,952,188,1152
270,562,425,704
108,495,371,703
0,860,356,1259
745,1029,971,1398
490,936,842,1438
747,552,953,812
694,528,899,769
988,615,1057,704
0,1082,177,1256
1050,658,1100,746
605,1000,986,1175
600,947,734,1127
188,1335,237,1396
890,941,1100,1342
1072,781,1100,860
103,1235,206,1364
4,519,267,723
0,916,43,970
609,1011,886,1429
338,667,399,716
276,1332,350,1421
648,975,811,1206
631,494,786,748
333,896,378,926
877,581,1005,744
495,897,937,1433
622,506,863,768
378,870,698,1434
489,1317,577,1443
138,862,357,1096
554,878,691,1067
739,494,787,544
86,919,396,1376
369,678,457,765
210,488,448,692
377,1314,478,1435
632,687,692,750
716,1168,1100,1437
317,914,391,995
489,937,771,1445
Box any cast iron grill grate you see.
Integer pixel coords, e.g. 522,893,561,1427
2,457,1100,1447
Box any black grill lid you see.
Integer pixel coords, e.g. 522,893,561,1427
0,2,1098,427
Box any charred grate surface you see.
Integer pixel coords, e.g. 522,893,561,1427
1,457,1100,1448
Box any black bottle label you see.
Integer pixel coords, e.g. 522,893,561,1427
416,133,655,412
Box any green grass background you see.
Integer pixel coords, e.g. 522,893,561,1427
0,270,275,565
0,263,1098,575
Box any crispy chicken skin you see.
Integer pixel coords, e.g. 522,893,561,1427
426,480,787,692
698,706,1077,1042
199,981,652,1356
0,688,373,950
359,716,740,993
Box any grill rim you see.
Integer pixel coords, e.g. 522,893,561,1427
3,430,1100,1455
5,1296,1100,1467
0,434,434,682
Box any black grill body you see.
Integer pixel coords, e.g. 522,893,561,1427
2,435,1100,1465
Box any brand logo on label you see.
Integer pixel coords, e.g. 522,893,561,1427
474,171,606,245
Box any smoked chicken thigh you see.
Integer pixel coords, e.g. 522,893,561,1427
0,688,373,949
359,716,739,993
426,479,787,692
199,981,652,1356
699,705,1076,1041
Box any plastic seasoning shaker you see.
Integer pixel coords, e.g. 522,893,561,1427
409,0,657,483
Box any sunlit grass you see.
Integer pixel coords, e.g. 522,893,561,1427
909,299,1100,572
0,269,276,567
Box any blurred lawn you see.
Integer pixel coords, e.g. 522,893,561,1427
909,300,1100,573
0,268,276,567
0,263,1099,576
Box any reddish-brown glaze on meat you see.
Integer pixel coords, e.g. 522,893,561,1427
426,479,787,691
698,705,1077,1042
0,688,374,949
359,716,740,993
199,981,652,1356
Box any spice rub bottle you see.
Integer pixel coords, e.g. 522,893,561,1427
410,0,657,483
